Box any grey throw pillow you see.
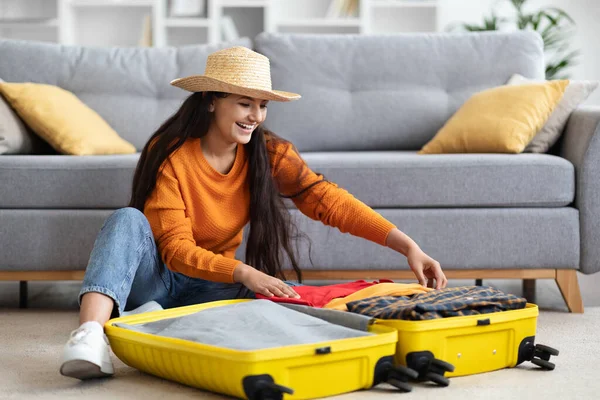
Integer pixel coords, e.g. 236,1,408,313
0,92,34,154
0,78,51,154
507,74,599,153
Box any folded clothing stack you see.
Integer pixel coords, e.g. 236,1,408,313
256,280,432,310
346,286,527,320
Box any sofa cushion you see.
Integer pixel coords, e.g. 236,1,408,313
300,152,574,208
255,31,545,152
0,151,574,209
0,37,252,151
0,208,579,272
0,154,138,208
237,208,580,271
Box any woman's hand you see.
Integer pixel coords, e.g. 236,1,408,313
233,263,300,298
386,228,447,289
407,245,447,289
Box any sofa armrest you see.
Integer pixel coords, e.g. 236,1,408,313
560,106,600,274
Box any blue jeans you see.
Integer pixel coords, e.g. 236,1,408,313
80,207,300,317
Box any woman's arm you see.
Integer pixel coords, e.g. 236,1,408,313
270,140,447,289
385,227,418,256
386,228,447,289
270,141,395,246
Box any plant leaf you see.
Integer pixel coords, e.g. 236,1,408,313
447,0,578,80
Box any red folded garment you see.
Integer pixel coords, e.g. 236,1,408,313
256,280,393,307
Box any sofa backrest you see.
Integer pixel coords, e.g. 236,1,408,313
255,31,545,151
0,38,252,151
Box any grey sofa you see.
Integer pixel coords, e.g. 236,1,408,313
1,31,597,313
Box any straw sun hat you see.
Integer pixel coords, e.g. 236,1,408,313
170,46,301,102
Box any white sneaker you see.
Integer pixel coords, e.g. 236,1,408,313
60,326,114,380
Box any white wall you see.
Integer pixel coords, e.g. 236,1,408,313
439,0,600,106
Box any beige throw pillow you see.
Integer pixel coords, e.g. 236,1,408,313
507,74,599,153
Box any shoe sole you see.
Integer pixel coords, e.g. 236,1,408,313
60,359,113,380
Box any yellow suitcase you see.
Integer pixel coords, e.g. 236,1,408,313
105,299,420,399
374,303,559,386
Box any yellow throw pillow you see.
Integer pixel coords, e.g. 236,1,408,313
418,80,569,154
0,82,136,155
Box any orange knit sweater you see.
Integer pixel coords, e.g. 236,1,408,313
144,137,397,283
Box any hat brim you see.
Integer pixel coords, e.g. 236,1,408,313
170,75,301,102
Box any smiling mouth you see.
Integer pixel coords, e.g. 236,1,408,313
236,122,255,132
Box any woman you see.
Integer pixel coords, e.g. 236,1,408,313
59,46,447,380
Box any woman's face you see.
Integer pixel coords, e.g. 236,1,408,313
210,94,269,145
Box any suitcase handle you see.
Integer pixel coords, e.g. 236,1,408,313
315,346,331,355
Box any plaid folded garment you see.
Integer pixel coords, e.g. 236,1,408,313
346,286,527,320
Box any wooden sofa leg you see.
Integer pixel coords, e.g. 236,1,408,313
555,270,584,313
522,279,536,304
19,281,28,309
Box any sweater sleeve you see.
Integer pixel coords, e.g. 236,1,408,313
269,140,397,246
143,159,240,283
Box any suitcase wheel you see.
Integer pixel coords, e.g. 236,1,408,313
535,344,559,357
405,351,455,386
242,374,294,400
423,359,454,387
531,343,559,370
430,358,456,374
531,358,556,371
518,337,559,370
393,364,420,381
373,356,419,392
387,377,413,393
424,371,450,387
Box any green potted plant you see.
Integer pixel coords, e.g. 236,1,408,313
448,0,579,79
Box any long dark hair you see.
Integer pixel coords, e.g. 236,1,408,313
129,91,314,283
